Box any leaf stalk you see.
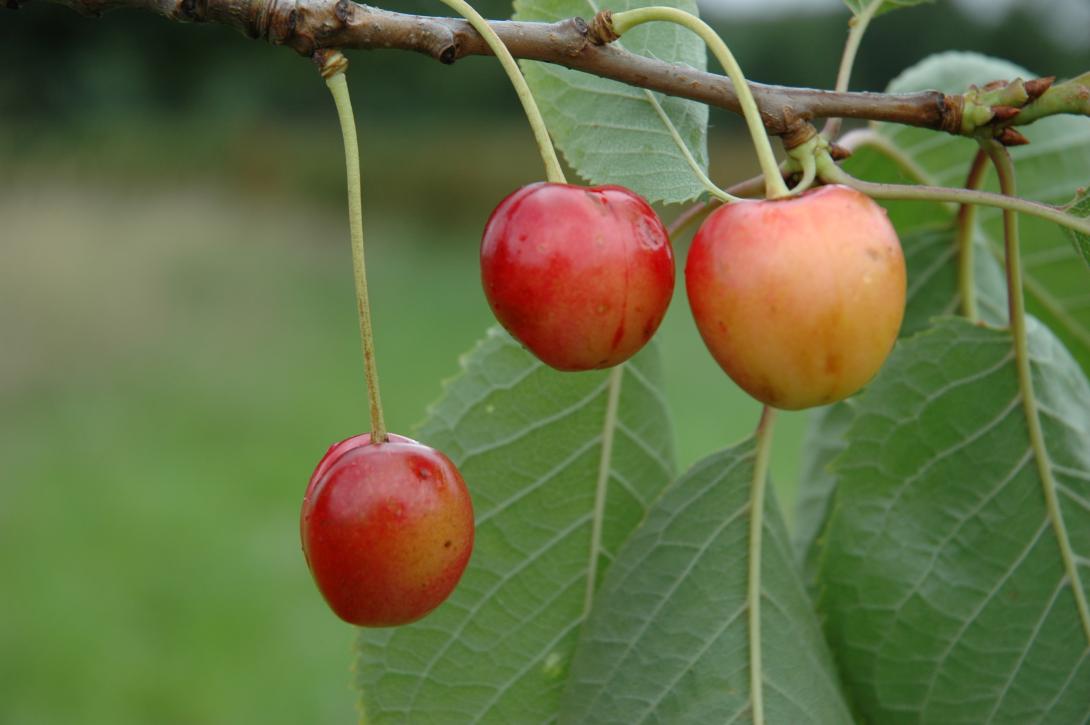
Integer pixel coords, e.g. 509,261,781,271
748,405,776,725
822,0,883,140
815,152,1090,237
985,140,1090,645
955,149,989,322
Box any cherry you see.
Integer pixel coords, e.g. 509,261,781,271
481,182,675,371
685,184,906,410
300,433,474,627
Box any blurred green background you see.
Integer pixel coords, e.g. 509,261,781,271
2,1,1086,723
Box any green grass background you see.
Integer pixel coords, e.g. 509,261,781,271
1,119,809,724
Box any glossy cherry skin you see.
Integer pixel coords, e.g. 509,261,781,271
300,433,474,627
685,184,906,410
481,182,675,371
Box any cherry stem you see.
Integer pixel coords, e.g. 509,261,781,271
815,151,1090,236
985,140,1090,643
786,150,817,195
609,7,791,200
747,405,776,725
783,134,820,195
954,149,988,322
822,0,882,140
323,61,388,443
437,0,565,184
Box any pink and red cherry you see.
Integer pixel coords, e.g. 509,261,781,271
301,433,474,627
481,182,675,371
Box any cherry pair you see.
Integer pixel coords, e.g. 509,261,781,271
482,181,906,410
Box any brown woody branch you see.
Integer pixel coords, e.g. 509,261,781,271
6,0,1055,137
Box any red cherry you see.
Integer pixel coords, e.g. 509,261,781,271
300,434,474,627
481,182,675,371
685,184,906,410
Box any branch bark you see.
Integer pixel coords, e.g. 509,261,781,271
10,0,1082,138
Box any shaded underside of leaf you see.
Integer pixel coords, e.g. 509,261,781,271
818,316,1090,723
792,401,854,584
562,442,853,724
356,328,675,723
513,0,709,204
842,0,933,18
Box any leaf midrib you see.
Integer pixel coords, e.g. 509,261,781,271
583,365,624,617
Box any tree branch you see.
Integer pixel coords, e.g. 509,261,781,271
11,0,1085,138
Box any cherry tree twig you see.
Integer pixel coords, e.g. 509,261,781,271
12,0,1089,137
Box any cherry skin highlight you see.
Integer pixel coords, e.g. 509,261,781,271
481,182,675,371
685,184,906,410
300,433,474,627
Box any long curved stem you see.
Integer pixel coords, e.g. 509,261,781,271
747,405,776,725
985,141,1090,644
437,0,565,183
954,149,988,322
822,0,882,140
325,67,387,442
610,7,790,199
816,153,1090,237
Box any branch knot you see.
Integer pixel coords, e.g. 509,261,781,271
939,94,964,135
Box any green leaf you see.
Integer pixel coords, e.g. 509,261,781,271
899,224,1007,337
513,0,709,204
355,328,675,723
793,401,854,582
561,442,853,723
1063,187,1090,268
848,51,1090,372
842,0,933,18
817,316,1090,723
